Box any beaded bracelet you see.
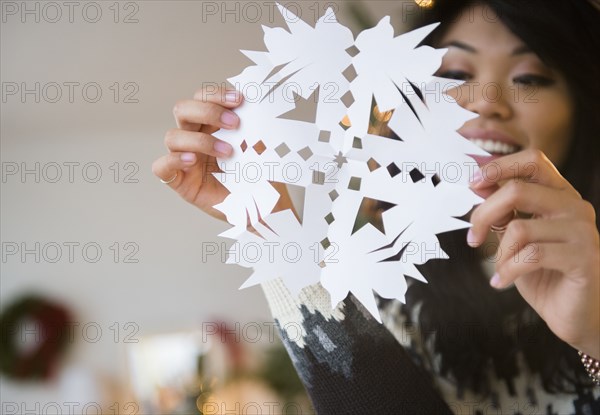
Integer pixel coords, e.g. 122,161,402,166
579,351,600,386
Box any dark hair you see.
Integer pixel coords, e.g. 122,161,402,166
382,0,600,395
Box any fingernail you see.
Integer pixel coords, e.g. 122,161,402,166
181,152,196,163
214,140,232,156
225,91,241,103
220,110,238,127
469,170,483,187
490,273,502,288
467,228,479,247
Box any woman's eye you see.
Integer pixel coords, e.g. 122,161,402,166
436,70,472,81
513,74,555,87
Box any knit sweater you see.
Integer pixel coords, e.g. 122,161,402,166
261,278,600,414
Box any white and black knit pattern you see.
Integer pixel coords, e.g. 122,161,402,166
261,278,600,414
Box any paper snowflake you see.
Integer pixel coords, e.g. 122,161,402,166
212,4,488,322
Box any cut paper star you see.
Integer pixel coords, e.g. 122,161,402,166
211,3,489,322
347,19,447,137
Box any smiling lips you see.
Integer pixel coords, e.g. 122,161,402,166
467,138,518,155
460,128,523,165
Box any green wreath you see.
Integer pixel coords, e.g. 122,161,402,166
0,295,72,381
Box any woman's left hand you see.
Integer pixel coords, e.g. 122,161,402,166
467,149,600,359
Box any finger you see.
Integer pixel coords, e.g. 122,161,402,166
193,86,243,107
492,242,577,289
173,87,243,132
468,181,577,247
494,218,569,269
470,182,499,199
152,152,196,187
164,128,233,158
188,87,242,132
173,99,241,133
469,148,577,193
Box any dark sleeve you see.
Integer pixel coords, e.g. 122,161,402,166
261,279,454,414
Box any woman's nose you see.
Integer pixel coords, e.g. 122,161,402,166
460,81,512,119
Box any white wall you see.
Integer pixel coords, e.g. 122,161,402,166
1,0,413,410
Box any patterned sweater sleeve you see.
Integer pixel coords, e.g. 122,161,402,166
260,278,454,414
260,278,600,414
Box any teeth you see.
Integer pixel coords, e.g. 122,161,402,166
469,138,517,154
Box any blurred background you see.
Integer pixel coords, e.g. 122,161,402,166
1,1,423,413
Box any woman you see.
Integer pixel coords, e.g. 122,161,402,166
152,0,600,413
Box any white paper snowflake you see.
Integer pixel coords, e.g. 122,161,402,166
212,4,488,322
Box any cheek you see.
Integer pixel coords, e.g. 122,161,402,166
444,84,475,112
443,85,462,103
517,95,573,166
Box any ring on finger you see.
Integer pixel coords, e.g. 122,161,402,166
490,209,537,233
490,209,518,233
160,172,178,184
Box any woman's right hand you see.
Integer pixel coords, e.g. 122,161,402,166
152,86,243,221
152,86,295,223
